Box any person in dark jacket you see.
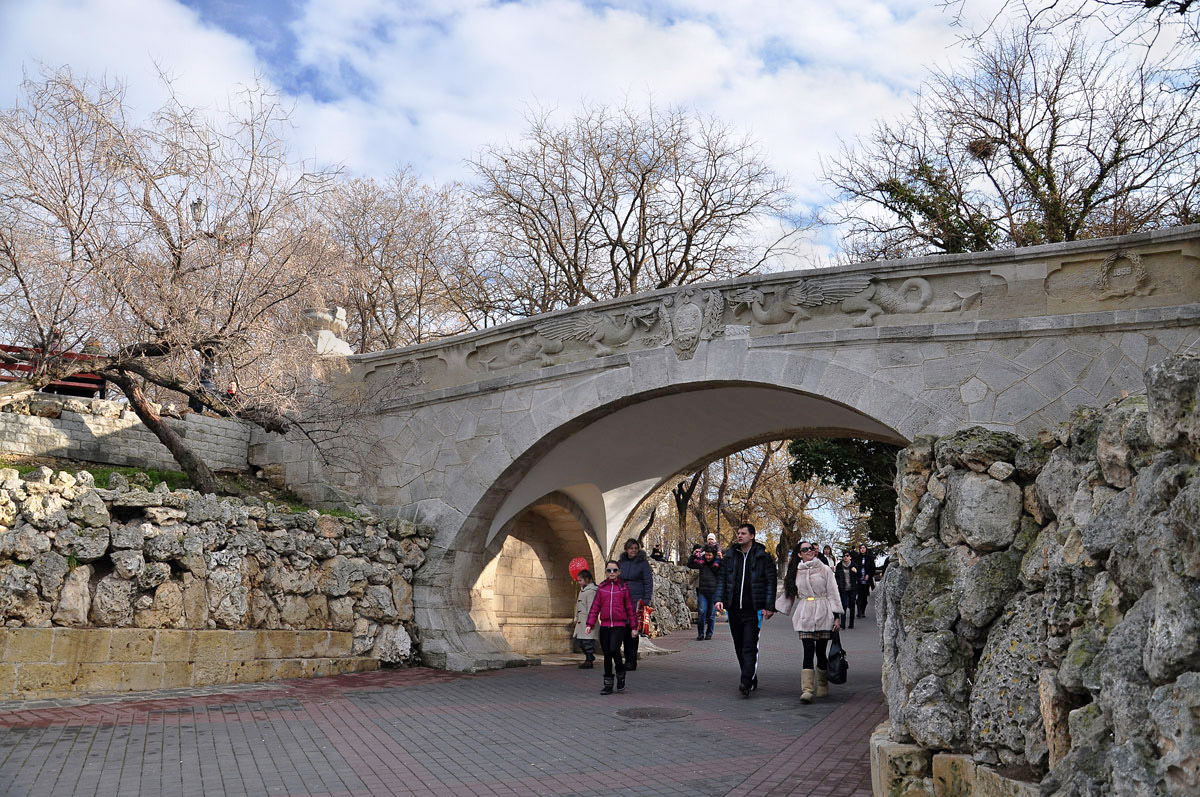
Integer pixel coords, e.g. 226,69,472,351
851,544,877,618
617,539,654,670
714,523,777,697
834,553,856,629
687,545,721,640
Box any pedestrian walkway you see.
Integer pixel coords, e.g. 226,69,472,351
0,609,886,796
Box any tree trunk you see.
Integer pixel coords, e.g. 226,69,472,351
108,371,221,494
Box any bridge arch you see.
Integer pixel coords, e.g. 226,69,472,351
263,226,1200,669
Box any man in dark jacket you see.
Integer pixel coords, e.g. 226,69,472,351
714,523,777,697
617,539,654,670
687,544,721,640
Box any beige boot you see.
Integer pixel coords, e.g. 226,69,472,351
816,668,829,698
800,669,815,704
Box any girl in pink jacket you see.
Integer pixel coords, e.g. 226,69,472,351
776,541,843,704
585,560,638,695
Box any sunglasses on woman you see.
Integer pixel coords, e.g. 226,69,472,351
799,547,813,552
605,568,620,573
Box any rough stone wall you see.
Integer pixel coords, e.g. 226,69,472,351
647,560,696,636
878,354,1200,796
0,395,250,472
0,465,431,667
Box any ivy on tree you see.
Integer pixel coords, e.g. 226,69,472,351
787,438,901,546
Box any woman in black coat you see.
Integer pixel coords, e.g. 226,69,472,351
617,539,654,669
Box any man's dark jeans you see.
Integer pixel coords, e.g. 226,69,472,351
727,608,763,687
839,588,856,628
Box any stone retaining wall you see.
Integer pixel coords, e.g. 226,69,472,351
0,466,432,698
648,559,696,636
0,394,249,472
873,353,1200,797
1,627,378,700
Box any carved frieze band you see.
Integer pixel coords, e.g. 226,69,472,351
377,246,1161,394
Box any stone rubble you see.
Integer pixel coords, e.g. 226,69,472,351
0,468,432,665
878,354,1200,796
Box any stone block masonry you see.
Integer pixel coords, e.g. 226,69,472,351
0,395,249,472
0,465,433,698
0,627,378,699
872,353,1200,797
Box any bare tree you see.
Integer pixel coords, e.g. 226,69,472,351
0,70,343,493
328,172,484,352
469,103,803,316
823,24,1200,261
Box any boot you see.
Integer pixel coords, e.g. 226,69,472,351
601,676,614,695
616,673,626,692
800,669,815,704
816,669,828,698
578,659,594,669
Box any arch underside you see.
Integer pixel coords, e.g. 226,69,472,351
486,382,905,556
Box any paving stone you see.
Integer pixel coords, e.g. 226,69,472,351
0,611,888,796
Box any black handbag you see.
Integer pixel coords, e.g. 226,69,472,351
827,631,849,684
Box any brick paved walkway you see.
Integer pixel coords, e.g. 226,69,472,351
0,608,886,796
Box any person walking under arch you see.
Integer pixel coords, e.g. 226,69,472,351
617,539,653,670
585,561,638,694
777,541,842,703
713,523,777,698
834,553,856,630
687,544,721,640
573,570,599,668
852,544,877,618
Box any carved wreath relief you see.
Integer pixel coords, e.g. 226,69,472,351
1094,251,1153,300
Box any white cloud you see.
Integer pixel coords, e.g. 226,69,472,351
0,0,264,118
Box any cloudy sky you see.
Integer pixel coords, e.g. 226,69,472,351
0,0,1019,260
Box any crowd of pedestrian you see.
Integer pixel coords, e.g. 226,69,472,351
572,529,880,702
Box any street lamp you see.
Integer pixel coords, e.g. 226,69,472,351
190,198,205,225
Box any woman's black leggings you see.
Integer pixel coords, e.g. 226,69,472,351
801,638,828,670
597,626,627,677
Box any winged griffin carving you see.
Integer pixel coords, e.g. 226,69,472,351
730,274,873,332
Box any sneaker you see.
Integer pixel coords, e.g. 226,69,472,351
704,634,712,640
696,634,704,641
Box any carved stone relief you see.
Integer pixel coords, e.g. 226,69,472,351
385,358,428,393
1094,250,1152,300
661,287,724,360
840,277,981,327
731,274,872,331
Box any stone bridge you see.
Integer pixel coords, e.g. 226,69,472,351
260,226,1200,670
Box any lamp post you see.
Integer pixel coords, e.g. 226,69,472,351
190,197,205,225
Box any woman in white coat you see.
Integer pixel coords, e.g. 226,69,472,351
776,541,843,703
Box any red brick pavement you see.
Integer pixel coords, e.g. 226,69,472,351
0,609,887,796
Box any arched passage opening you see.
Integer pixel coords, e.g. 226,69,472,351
471,492,604,655
421,379,919,668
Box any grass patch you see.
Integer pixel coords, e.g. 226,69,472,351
0,457,189,491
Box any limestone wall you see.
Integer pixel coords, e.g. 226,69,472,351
2,627,377,700
0,394,250,472
874,354,1200,797
0,466,433,698
647,559,697,636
